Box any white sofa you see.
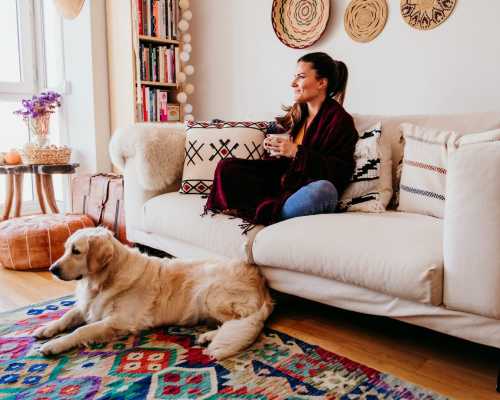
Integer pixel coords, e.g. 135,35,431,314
109,111,500,351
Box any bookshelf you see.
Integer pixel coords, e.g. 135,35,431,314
138,35,180,45
132,0,183,123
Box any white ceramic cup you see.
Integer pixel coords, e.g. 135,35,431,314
266,133,291,157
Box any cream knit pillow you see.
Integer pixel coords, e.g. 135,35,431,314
397,123,458,218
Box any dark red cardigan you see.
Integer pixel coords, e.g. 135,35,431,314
205,98,358,226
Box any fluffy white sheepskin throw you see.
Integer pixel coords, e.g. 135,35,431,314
109,124,186,191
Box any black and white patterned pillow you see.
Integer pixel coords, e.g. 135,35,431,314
337,122,386,212
180,121,268,194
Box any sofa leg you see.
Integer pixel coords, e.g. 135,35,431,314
134,243,173,259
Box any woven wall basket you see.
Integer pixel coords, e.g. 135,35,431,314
344,0,388,43
401,0,457,30
271,0,330,49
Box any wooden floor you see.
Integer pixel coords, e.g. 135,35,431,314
0,267,498,399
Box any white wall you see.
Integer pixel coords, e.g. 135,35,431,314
62,0,111,173
190,0,500,121
106,0,135,136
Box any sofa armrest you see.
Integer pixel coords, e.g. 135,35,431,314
109,123,186,231
109,123,186,190
443,130,500,319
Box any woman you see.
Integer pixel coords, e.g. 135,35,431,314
205,52,358,227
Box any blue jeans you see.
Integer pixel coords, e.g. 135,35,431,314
280,180,338,220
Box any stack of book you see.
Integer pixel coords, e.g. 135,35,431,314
139,44,178,83
137,0,179,40
137,88,180,122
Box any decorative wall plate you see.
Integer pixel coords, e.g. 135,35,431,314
271,0,330,49
401,0,457,30
344,0,388,43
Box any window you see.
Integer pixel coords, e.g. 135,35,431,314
0,0,67,211
0,0,36,94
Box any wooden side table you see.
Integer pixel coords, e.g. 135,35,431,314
0,163,79,221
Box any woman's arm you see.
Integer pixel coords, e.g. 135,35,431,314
282,116,358,191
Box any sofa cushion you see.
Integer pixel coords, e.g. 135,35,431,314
353,111,500,205
143,193,262,262
180,121,267,194
338,122,385,212
252,211,443,305
397,123,457,218
444,128,500,318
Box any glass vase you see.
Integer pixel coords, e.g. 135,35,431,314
28,114,50,147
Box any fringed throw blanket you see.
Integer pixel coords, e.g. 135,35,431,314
205,98,359,225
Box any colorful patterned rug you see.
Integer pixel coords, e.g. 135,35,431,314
0,296,447,399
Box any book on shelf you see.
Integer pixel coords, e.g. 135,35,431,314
152,0,159,37
137,0,143,35
158,91,168,121
139,43,177,83
137,87,180,122
136,0,179,40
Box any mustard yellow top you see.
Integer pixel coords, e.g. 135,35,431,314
294,122,306,145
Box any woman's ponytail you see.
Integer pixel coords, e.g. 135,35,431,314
331,60,348,105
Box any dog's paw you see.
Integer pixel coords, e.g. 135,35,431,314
33,325,58,340
39,338,70,356
197,330,218,345
205,342,235,360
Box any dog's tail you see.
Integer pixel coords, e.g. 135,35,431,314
206,299,274,360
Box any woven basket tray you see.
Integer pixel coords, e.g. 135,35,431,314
22,146,71,165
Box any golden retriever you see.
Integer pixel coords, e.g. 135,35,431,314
34,227,273,360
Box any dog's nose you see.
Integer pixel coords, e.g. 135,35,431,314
49,263,61,277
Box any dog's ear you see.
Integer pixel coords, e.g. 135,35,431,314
87,232,114,274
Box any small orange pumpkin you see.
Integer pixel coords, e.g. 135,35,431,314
4,149,22,165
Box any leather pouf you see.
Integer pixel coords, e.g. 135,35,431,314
0,214,94,270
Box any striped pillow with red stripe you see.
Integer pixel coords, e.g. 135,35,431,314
397,123,458,218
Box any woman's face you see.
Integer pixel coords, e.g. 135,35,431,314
291,61,327,103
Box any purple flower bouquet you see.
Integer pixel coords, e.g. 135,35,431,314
13,91,62,146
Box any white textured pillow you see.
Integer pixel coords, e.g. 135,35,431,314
397,123,458,218
180,121,267,194
338,122,392,212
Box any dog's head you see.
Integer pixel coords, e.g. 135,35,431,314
49,227,115,281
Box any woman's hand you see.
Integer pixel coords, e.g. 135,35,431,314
264,136,298,158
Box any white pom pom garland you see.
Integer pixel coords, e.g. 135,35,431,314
177,71,187,83
177,92,188,103
176,4,194,122
179,0,190,10
178,19,189,32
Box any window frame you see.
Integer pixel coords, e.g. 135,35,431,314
0,0,37,95
0,0,69,215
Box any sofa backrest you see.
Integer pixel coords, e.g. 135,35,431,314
353,111,500,191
